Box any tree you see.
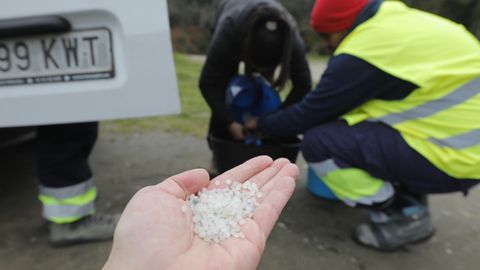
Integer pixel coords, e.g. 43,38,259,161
167,0,480,54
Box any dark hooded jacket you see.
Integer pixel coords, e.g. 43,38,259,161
199,0,312,133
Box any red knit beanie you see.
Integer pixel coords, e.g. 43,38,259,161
311,0,369,34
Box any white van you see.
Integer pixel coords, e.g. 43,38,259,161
0,0,180,128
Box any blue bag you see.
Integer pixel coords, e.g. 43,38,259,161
225,74,281,125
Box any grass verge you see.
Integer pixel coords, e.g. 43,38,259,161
102,53,210,138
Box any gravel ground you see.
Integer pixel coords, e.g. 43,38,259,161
0,129,479,270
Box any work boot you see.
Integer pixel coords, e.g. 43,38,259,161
49,214,120,247
352,197,435,251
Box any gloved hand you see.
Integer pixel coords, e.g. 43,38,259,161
244,117,266,146
244,132,262,146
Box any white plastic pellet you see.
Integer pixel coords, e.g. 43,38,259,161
185,181,262,243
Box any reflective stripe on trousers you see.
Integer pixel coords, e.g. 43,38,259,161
38,179,96,224
310,159,395,207
371,77,480,149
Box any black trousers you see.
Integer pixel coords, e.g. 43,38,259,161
36,122,98,188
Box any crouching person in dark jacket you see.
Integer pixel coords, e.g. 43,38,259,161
199,0,312,176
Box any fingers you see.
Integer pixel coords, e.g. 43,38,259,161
228,122,246,140
260,163,299,195
158,156,295,202
253,175,296,237
158,169,210,200
247,158,290,189
244,117,258,130
211,155,273,185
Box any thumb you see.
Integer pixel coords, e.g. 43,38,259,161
157,169,210,200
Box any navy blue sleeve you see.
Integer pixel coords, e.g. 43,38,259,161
258,53,418,137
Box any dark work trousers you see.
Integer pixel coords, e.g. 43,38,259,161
301,121,479,197
36,122,98,188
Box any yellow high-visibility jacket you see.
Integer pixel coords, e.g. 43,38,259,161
337,1,480,179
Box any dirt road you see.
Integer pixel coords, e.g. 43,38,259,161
1,128,479,270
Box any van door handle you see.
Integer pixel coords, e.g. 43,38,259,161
0,16,71,38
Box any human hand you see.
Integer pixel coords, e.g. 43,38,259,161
228,121,245,140
103,156,299,270
244,117,258,131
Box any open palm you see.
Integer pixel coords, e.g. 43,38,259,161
103,156,299,270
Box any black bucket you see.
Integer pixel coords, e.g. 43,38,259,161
209,133,301,173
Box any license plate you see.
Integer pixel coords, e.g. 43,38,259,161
0,28,114,86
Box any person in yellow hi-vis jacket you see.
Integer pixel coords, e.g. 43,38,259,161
246,0,480,251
